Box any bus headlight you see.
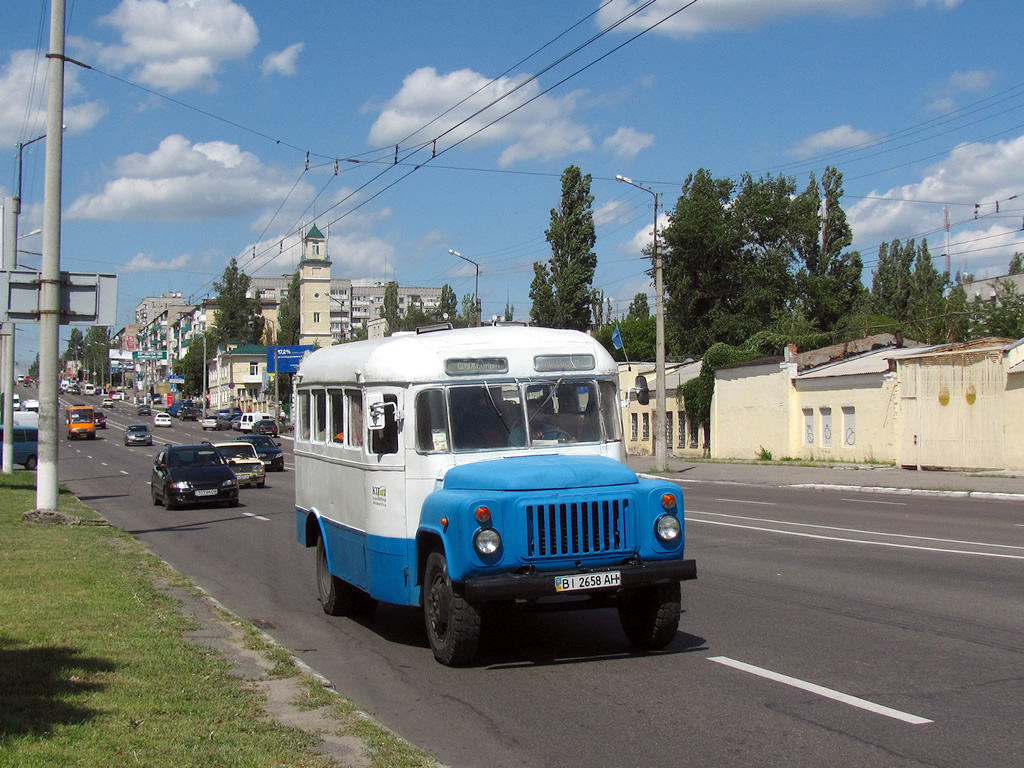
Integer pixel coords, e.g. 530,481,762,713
473,527,502,556
654,514,681,543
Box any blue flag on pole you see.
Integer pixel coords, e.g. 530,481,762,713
612,324,623,350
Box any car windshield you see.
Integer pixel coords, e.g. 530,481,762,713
168,448,223,468
217,445,255,460
244,436,274,448
127,425,148,433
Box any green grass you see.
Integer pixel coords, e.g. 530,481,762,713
0,473,436,768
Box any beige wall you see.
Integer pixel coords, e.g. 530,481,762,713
711,362,790,460
1004,345,1024,469
790,375,898,463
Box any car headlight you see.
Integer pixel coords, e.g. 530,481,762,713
222,477,238,488
170,481,193,491
473,527,502,556
655,514,681,543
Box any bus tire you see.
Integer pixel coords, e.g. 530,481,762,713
316,538,375,617
617,581,680,651
423,551,480,666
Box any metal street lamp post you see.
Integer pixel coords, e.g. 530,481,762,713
448,249,481,327
616,174,667,472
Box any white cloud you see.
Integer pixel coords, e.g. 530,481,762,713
603,127,655,162
66,134,307,220
596,0,960,38
787,125,881,159
122,251,192,272
0,50,106,146
368,67,592,167
849,135,1024,279
261,42,303,77
95,0,259,92
928,69,996,112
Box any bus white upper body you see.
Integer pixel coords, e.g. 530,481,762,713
293,324,695,665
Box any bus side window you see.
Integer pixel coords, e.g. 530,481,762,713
346,390,363,447
313,390,327,442
415,389,449,453
330,389,345,443
369,394,398,455
297,392,310,440
599,380,621,441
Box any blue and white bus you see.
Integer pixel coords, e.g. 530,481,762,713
294,324,696,665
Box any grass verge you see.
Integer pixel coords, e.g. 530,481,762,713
0,472,435,768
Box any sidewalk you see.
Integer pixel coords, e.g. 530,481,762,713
624,455,1024,500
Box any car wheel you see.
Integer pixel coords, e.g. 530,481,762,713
151,484,162,507
257,480,265,488
24,455,37,471
617,581,681,651
423,551,480,666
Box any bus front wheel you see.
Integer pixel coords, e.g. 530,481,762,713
617,581,681,651
316,538,376,617
423,551,480,666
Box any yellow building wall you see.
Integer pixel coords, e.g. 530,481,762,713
1003,346,1024,469
711,362,790,460
790,375,899,463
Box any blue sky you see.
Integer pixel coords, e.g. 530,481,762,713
3,0,1023,368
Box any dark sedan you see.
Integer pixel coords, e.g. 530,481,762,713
150,444,239,510
94,410,108,429
251,419,279,437
178,405,200,421
234,434,285,471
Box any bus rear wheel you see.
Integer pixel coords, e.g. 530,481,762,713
617,581,681,651
316,538,377,617
423,551,480,666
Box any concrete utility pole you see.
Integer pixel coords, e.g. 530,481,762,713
616,175,667,472
36,0,67,512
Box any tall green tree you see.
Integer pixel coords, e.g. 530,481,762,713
794,167,865,330
213,258,265,345
530,165,597,330
628,293,649,319
438,284,458,323
277,271,301,345
906,239,950,342
529,262,557,327
870,239,915,319
380,281,400,334
175,331,214,397
1008,252,1024,275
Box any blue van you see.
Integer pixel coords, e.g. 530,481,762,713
0,426,39,470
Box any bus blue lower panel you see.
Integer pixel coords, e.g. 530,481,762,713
319,517,415,606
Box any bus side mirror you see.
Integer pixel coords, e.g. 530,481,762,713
634,375,650,406
366,392,401,431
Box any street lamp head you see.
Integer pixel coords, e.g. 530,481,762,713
616,174,632,184
448,249,460,257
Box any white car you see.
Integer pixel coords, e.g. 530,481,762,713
111,391,125,400
153,412,172,427
201,416,219,431
102,397,115,408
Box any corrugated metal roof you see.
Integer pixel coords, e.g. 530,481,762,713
797,345,938,379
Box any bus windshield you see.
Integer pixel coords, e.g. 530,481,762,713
416,379,620,453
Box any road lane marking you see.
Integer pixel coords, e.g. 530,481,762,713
839,497,906,506
708,656,933,725
716,498,776,506
242,512,270,522
689,510,1024,555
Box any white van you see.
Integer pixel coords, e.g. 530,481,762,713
82,383,96,396
238,412,272,432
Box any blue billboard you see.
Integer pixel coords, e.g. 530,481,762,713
266,345,314,374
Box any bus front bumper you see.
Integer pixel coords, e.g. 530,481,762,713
461,558,696,602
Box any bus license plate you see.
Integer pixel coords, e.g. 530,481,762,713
195,489,218,497
554,571,621,593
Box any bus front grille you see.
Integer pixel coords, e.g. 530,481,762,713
525,498,628,558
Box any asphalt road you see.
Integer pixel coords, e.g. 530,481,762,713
55,398,1024,768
